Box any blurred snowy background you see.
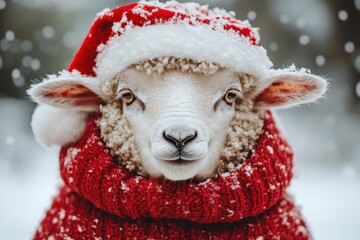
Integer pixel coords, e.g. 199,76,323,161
0,0,359,239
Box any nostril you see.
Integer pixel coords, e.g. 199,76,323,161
163,131,181,147
182,131,197,145
163,131,198,152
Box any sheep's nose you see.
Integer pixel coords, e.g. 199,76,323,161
162,131,198,152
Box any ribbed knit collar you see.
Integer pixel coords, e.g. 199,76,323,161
59,110,293,224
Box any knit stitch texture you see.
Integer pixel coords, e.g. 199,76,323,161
34,111,311,239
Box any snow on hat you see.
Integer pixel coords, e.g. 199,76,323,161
69,0,273,80
28,1,274,147
29,1,326,147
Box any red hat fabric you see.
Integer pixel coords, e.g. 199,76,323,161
67,1,272,81
33,111,311,239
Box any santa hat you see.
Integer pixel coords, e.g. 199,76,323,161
29,1,275,147
29,1,326,147
70,1,273,81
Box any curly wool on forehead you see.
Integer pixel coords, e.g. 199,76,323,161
131,57,223,76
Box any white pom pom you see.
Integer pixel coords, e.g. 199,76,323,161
31,104,89,147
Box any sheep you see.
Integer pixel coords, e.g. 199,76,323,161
28,2,329,239
28,56,326,181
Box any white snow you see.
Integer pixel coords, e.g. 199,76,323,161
96,8,111,17
0,0,6,10
244,165,253,177
64,148,80,167
267,145,274,154
315,55,326,66
96,23,272,81
338,10,348,21
247,11,257,21
42,26,55,39
355,81,360,98
344,41,355,53
299,34,310,46
5,30,15,41
356,0,360,11
121,182,130,192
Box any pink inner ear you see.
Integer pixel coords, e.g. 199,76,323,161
255,80,317,105
44,84,103,106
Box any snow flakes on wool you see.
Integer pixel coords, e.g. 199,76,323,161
217,99,264,177
99,101,145,176
133,57,222,75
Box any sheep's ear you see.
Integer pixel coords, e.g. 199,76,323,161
252,71,327,109
28,75,106,111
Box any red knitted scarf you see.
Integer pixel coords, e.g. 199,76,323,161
34,111,311,239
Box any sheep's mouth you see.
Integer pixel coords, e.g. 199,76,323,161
161,158,197,166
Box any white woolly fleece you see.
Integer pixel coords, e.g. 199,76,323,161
31,104,89,147
95,24,273,81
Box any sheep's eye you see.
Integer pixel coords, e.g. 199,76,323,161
120,89,135,105
224,89,240,105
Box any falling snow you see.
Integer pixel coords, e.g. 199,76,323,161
338,10,349,21
0,0,6,10
355,82,360,98
356,0,360,11
247,11,257,21
355,56,360,73
42,26,55,39
5,30,15,41
299,35,310,45
315,55,326,66
345,41,355,53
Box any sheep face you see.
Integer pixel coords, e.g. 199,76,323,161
100,68,247,181
28,59,327,181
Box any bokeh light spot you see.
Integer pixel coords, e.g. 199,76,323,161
316,55,326,66
11,69,21,79
22,55,33,67
338,10,349,21
355,55,360,73
279,14,290,24
269,42,279,52
296,18,307,29
63,31,77,48
21,40,33,52
299,35,310,45
5,31,15,41
356,0,360,11
42,26,55,39
247,11,257,21
31,59,41,71
344,41,355,53
356,81,360,98
0,0,6,10
5,136,15,146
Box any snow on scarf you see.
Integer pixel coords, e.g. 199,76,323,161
34,111,311,239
